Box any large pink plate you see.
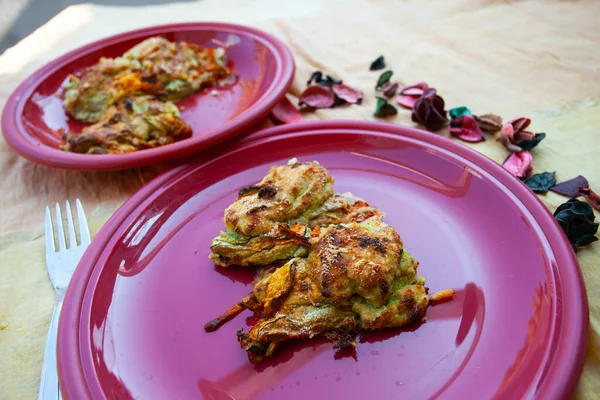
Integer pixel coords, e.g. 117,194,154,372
58,121,588,399
1,23,294,170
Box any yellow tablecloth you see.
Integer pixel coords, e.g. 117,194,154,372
0,0,598,398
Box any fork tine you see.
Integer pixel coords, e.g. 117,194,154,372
55,203,67,250
45,206,56,253
76,199,91,246
65,200,77,247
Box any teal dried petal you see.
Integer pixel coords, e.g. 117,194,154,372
575,234,598,249
307,71,342,87
554,198,595,222
523,172,556,193
554,200,599,251
449,106,472,119
374,97,397,118
376,70,393,89
518,133,546,151
370,55,385,71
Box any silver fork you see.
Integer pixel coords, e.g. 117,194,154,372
39,199,91,400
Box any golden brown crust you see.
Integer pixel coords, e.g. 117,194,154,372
232,220,443,362
224,161,334,237
61,96,192,154
63,36,231,123
205,161,454,362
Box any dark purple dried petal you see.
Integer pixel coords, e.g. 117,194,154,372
411,88,448,132
579,187,600,211
502,151,532,179
449,114,484,142
550,175,590,198
331,83,364,104
271,97,302,124
299,85,336,108
381,82,399,97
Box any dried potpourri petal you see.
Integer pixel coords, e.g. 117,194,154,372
381,82,399,97
299,85,336,108
307,71,323,85
579,187,600,211
374,97,398,118
501,117,535,143
554,199,599,250
550,175,589,198
518,133,546,151
307,71,342,87
331,83,364,104
370,55,386,71
411,88,448,132
376,70,393,89
395,82,429,110
502,151,533,179
271,97,302,124
449,106,472,119
449,114,484,142
499,117,546,152
523,172,556,193
474,114,503,133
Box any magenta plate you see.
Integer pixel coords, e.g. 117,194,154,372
58,121,588,399
1,23,294,170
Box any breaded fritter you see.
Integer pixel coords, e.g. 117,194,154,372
61,96,192,154
64,36,231,123
209,219,451,362
209,160,333,267
209,161,384,268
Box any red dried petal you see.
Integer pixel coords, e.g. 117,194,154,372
400,82,429,95
331,83,364,104
299,85,336,108
395,95,419,109
502,151,533,179
271,97,303,124
502,117,536,144
551,175,590,198
501,123,516,142
449,114,484,142
396,82,429,109
511,117,531,132
579,187,600,211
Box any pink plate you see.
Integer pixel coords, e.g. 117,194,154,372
58,121,588,399
1,23,294,170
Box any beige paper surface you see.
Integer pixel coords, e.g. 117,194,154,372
0,0,598,398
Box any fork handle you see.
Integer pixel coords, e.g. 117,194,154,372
38,296,63,400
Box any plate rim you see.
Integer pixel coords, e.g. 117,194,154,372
57,120,589,399
0,22,295,170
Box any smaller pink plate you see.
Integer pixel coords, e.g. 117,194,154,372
1,23,294,170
